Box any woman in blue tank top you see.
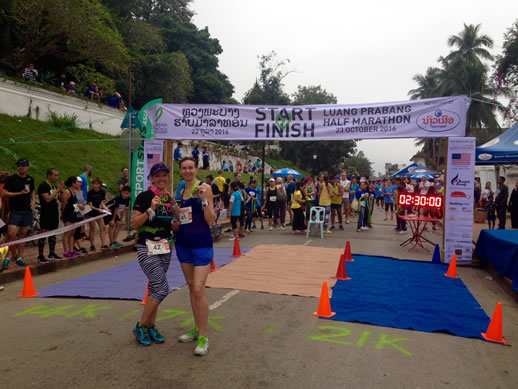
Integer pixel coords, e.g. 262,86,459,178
174,157,215,356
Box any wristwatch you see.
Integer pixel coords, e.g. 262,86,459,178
201,200,209,208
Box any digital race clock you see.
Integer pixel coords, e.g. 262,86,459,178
398,193,443,208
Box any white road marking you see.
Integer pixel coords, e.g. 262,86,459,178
304,240,313,246
209,289,240,311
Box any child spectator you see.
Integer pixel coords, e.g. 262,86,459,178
202,146,210,170
228,182,243,241
107,92,122,109
84,82,100,102
22,64,41,85
486,194,496,229
67,81,76,95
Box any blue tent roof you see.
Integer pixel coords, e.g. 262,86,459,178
392,163,439,178
272,168,303,179
476,123,518,165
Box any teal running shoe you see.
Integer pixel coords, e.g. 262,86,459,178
194,335,209,356
133,322,151,346
148,326,165,343
2,259,9,270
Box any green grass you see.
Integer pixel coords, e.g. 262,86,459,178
0,114,127,193
0,114,308,195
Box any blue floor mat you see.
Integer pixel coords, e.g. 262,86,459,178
37,247,249,300
328,254,490,340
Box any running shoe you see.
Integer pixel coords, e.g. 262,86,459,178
325,229,333,234
399,230,408,235
122,234,135,242
280,226,286,231
38,256,48,264
148,326,165,343
2,259,10,270
100,245,109,250
238,234,246,238
90,245,96,252
133,322,151,346
15,258,27,267
113,242,123,249
179,327,199,343
245,228,251,233
360,227,369,231
252,225,257,229
73,250,82,257
339,225,344,231
48,253,62,260
194,335,209,356
330,226,335,231
228,236,236,241
357,229,362,232
269,226,273,231
63,252,75,259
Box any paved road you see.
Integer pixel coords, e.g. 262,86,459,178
1,221,517,388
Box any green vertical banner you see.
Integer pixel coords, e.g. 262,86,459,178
131,98,163,206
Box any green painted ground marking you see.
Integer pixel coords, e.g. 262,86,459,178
264,323,278,333
65,304,112,318
13,304,76,318
308,325,353,345
156,309,188,322
356,331,371,347
118,310,139,321
181,315,226,332
375,333,412,356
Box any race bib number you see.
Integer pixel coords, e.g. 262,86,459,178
269,196,277,202
178,206,193,225
146,239,170,255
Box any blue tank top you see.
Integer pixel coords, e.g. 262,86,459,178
176,197,213,249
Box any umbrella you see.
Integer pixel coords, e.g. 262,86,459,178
410,172,434,180
272,168,303,179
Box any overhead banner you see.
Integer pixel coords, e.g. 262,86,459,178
148,96,471,141
444,137,476,265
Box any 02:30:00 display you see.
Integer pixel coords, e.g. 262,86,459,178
398,193,443,208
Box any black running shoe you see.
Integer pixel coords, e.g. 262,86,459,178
48,253,62,260
38,256,49,264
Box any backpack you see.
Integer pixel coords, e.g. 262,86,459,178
277,186,286,202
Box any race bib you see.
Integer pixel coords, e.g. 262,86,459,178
178,206,193,224
117,204,126,216
146,239,170,255
269,196,277,202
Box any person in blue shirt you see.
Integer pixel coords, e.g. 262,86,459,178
79,165,91,202
191,145,200,165
202,147,210,170
174,142,182,161
229,161,234,172
375,180,384,209
383,181,395,221
175,180,186,201
228,182,242,241
222,160,229,171
84,82,100,102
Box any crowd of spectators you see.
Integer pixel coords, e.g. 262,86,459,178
20,64,126,111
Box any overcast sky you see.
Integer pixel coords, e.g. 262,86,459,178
191,0,517,175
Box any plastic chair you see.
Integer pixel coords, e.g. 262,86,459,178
306,206,325,239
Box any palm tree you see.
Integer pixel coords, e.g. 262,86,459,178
408,67,442,99
445,23,493,65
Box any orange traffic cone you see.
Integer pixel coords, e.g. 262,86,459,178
231,237,242,257
481,302,507,344
17,267,40,298
141,281,149,305
444,254,459,278
332,256,351,281
312,281,336,318
342,240,354,262
210,258,216,272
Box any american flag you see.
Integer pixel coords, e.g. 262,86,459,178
451,153,471,165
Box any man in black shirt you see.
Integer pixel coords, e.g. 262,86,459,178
495,176,509,230
2,159,35,269
206,175,221,223
37,168,64,263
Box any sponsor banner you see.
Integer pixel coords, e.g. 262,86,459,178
131,99,163,207
143,140,164,189
444,137,476,264
148,96,471,141
0,211,110,248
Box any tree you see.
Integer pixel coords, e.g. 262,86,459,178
408,67,442,100
343,151,373,177
0,0,128,76
292,85,338,105
495,19,518,122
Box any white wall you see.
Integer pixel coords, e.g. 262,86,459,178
0,77,124,135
